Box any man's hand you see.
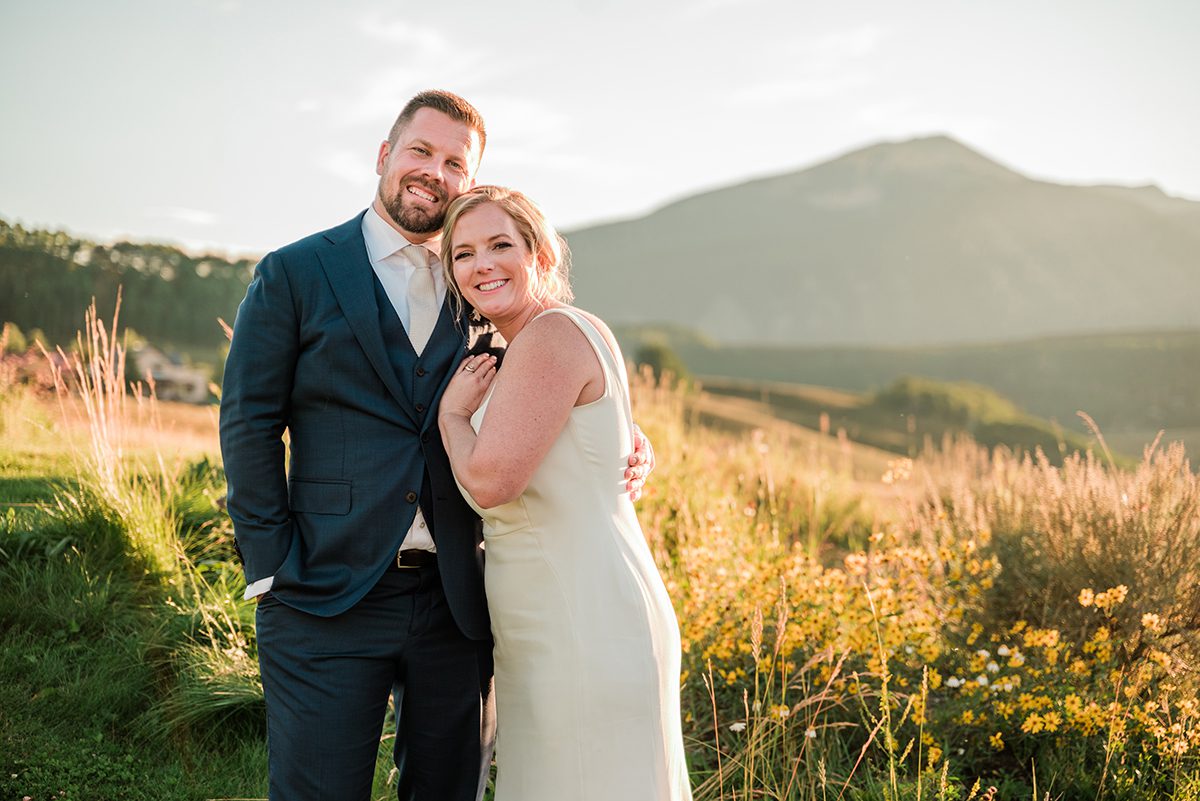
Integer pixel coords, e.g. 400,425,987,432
625,424,656,502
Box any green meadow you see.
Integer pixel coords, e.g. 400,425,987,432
3,310,1198,800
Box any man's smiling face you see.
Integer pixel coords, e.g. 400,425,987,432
375,107,481,241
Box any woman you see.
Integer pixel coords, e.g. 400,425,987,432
437,186,692,800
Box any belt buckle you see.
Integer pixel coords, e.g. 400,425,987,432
396,549,420,569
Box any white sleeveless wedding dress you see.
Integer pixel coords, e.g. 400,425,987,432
457,307,692,801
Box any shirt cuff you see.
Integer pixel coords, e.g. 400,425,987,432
244,575,274,600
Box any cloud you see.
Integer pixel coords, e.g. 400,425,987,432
146,206,219,226
734,73,873,104
336,68,425,127
336,59,492,129
465,93,589,178
856,100,997,140
333,14,454,128
319,150,376,187
681,0,760,18
731,26,887,106
478,95,572,149
335,14,497,129
484,149,594,173
357,14,448,55
809,26,887,60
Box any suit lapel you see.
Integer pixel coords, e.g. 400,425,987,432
423,301,470,433
316,215,419,426
422,311,509,433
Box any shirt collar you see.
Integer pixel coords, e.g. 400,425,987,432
362,205,439,265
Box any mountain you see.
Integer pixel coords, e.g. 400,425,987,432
565,136,1200,345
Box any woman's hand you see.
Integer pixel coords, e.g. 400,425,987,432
439,353,498,420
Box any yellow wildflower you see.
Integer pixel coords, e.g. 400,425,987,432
1141,613,1165,634
1094,584,1129,610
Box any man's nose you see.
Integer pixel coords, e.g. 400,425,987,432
419,160,446,184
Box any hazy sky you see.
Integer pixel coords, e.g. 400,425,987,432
2,0,1198,255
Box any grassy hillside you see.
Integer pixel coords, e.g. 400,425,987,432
616,326,1200,453
695,375,1097,464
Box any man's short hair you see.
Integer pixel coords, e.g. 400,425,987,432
387,90,487,155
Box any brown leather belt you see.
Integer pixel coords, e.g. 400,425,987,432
394,549,437,570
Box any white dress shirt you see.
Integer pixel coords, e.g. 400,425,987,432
243,206,446,600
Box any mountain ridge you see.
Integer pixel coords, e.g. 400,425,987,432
565,134,1200,346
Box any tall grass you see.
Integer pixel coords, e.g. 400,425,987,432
630,371,1199,800
38,299,263,736
4,309,1197,799
916,435,1199,662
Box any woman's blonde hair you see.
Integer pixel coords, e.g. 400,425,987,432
439,186,572,321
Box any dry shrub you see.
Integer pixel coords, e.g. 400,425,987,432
915,436,1200,668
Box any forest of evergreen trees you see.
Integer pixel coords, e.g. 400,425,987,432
0,218,256,349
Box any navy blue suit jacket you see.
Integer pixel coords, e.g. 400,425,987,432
220,212,498,639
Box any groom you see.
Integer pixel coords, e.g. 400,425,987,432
220,90,650,801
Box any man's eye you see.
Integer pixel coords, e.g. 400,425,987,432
412,147,429,155
447,161,463,171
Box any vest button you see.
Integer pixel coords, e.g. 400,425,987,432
421,432,430,443
416,367,427,377
405,491,418,503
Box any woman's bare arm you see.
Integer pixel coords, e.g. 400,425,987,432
439,312,604,509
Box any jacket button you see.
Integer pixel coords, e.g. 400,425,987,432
415,403,425,413
421,432,430,443
416,367,427,377
405,491,418,503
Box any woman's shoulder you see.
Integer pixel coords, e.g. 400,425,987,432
530,305,619,346
536,306,624,366
506,306,593,361
505,305,620,366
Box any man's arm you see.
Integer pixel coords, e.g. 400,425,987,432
219,251,301,590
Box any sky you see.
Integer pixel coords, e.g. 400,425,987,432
2,0,1198,256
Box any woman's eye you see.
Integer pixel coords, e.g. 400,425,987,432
494,242,511,250
453,251,472,261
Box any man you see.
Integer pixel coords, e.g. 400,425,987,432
220,90,651,801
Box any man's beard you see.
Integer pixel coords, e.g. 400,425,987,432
379,180,446,234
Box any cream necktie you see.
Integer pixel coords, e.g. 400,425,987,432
404,245,438,354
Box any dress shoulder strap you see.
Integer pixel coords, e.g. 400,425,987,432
534,307,633,424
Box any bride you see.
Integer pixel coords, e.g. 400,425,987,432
437,186,692,800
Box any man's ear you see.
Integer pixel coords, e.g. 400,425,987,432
375,141,390,176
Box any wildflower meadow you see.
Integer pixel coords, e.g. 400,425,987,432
2,310,1197,800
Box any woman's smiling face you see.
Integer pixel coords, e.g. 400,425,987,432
450,202,538,323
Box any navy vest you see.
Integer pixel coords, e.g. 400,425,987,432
371,271,463,536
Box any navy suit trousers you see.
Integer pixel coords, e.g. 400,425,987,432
256,567,495,801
